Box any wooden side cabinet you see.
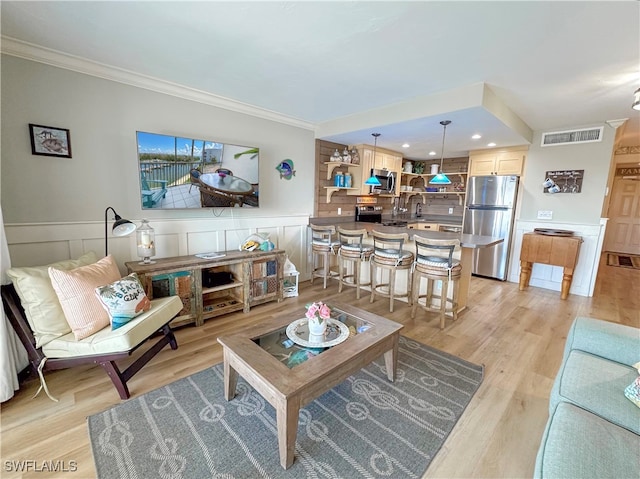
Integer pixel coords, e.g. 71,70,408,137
518,233,583,300
126,249,286,327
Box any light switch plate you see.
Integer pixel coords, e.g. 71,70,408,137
448,207,454,214
338,207,342,215
537,210,553,220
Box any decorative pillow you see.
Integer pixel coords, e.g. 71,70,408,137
95,273,151,330
6,251,98,347
624,362,640,408
48,255,121,340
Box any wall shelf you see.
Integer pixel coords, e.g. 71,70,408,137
324,186,359,202
402,191,466,205
324,161,361,180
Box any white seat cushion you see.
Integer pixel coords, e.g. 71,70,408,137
340,244,373,253
41,296,182,358
416,257,460,268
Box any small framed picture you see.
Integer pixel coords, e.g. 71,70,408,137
29,124,72,158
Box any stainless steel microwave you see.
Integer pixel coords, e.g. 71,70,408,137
370,168,397,194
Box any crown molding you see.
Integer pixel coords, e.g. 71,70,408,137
1,36,315,131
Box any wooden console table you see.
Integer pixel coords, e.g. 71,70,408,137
519,233,583,300
126,249,285,327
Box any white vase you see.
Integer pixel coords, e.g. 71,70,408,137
308,316,327,336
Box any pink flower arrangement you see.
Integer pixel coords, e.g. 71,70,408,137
305,301,331,323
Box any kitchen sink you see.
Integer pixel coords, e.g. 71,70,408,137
381,220,408,227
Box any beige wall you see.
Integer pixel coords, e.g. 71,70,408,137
1,55,315,223
519,126,615,225
1,55,316,276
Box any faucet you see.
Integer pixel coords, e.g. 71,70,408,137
415,202,422,217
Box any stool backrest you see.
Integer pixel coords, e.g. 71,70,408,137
371,230,409,258
337,227,368,251
413,234,460,268
310,224,337,245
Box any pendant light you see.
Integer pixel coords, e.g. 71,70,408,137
429,120,452,185
364,133,382,186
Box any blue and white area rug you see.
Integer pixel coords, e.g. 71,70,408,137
88,336,483,478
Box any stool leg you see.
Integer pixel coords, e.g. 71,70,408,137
355,258,361,299
440,279,448,330
338,255,344,293
323,251,329,289
452,278,459,321
370,260,376,303
426,279,434,308
389,268,396,313
411,271,419,319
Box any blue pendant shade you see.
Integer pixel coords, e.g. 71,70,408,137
429,173,451,184
429,120,452,185
365,132,383,187
365,176,382,186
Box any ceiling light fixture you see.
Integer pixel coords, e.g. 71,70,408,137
402,143,410,148
429,121,452,185
364,133,382,186
472,134,482,140
487,142,496,147
633,88,640,111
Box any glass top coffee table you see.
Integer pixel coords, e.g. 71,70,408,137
217,302,403,469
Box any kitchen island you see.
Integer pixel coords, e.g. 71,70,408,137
309,218,503,314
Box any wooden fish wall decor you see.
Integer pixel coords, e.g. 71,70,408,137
276,159,296,180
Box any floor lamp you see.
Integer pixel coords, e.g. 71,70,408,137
104,207,136,257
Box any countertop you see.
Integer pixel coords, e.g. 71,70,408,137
309,215,463,226
309,220,502,249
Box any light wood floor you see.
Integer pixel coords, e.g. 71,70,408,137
1,255,638,479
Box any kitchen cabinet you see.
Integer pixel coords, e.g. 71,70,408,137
469,147,527,176
347,144,403,196
126,249,285,327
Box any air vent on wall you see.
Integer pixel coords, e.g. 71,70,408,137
541,127,603,146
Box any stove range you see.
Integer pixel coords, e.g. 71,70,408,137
355,206,382,223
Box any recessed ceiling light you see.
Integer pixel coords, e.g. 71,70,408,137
471,134,482,140
429,151,437,156
487,142,496,147
402,143,410,148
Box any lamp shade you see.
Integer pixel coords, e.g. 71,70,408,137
429,120,452,185
113,218,137,237
365,175,382,186
104,206,136,256
365,132,383,187
429,173,452,185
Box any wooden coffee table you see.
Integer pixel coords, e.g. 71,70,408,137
217,302,403,469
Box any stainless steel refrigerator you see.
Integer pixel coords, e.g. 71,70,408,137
463,175,519,280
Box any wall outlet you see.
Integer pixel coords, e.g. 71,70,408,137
338,207,342,215
537,210,553,220
448,207,454,215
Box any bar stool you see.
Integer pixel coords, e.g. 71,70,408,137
309,224,340,288
369,230,414,312
411,235,462,330
337,227,373,299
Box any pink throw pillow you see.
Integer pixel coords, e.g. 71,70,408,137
49,255,121,340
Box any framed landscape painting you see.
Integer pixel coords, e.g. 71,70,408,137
29,124,72,158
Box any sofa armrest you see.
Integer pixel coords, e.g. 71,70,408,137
563,317,639,367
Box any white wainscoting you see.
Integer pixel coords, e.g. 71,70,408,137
5,215,312,280
507,219,608,297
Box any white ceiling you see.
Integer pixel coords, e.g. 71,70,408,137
2,1,639,160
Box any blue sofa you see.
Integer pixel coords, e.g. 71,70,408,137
534,317,640,478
